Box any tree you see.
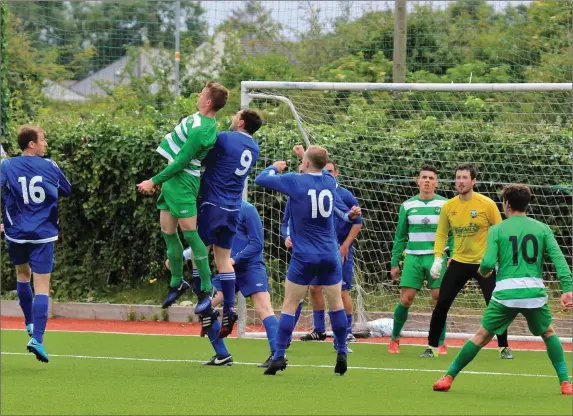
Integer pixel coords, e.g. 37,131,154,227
223,0,283,40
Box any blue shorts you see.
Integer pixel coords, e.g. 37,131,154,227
197,202,240,249
287,253,342,287
209,263,269,298
309,246,353,290
6,241,54,274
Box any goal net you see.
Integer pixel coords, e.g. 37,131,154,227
238,81,573,342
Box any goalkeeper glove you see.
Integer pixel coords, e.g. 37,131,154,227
430,257,443,280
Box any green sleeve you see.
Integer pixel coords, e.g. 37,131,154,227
544,226,572,293
391,204,408,267
152,128,203,185
479,226,498,275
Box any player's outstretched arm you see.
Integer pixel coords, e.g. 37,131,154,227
151,129,204,186
254,162,296,195
52,160,72,197
478,226,499,277
232,204,264,266
544,226,573,295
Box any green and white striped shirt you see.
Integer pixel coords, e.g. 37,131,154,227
391,194,448,267
480,215,572,308
152,112,217,185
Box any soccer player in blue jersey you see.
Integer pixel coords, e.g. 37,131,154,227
173,200,280,367
299,160,362,350
282,162,362,349
1,125,72,363
255,145,349,376
196,109,262,338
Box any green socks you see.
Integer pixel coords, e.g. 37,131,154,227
162,232,184,287
391,303,409,341
183,230,212,292
544,334,570,384
446,340,482,378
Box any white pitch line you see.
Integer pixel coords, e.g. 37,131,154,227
2,352,569,379
1,329,568,353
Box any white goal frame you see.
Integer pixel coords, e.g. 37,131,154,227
237,81,573,343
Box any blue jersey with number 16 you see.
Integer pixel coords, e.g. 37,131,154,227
1,156,71,243
255,167,338,257
201,131,259,208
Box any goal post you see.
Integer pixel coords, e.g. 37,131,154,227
237,81,573,343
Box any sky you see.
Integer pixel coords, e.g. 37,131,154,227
200,0,533,36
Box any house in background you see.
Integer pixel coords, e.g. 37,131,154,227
43,32,229,102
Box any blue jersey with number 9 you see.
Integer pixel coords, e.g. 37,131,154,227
200,131,259,208
255,167,338,257
1,156,71,243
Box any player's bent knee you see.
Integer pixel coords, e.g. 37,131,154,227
471,327,494,347
32,273,51,295
541,325,556,339
15,264,32,282
177,215,198,231
399,288,417,307
251,292,274,320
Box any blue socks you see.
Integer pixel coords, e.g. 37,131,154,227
32,294,49,343
219,272,236,314
262,315,279,354
313,310,326,333
273,312,296,360
287,300,304,346
346,313,353,337
192,270,201,296
17,281,33,325
294,300,303,325
208,318,230,357
329,309,348,355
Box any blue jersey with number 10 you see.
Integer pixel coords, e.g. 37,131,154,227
1,156,71,243
255,167,338,257
201,131,259,208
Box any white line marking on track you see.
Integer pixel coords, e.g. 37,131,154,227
2,352,569,379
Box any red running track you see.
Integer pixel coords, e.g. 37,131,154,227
1,316,570,352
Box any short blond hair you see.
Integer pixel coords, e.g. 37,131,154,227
204,81,228,111
18,125,45,151
306,145,329,170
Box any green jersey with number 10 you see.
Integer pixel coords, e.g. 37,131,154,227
480,215,572,308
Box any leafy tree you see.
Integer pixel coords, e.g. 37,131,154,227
222,0,283,40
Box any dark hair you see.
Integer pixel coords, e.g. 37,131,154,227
306,145,329,170
501,184,532,212
419,164,437,176
326,159,337,171
205,81,228,111
18,125,45,151
240,109,262,135
456,163,477,180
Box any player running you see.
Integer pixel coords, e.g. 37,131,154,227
1,125,72,363
433,185,572,394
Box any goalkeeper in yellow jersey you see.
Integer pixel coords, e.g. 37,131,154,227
421,164,512,359
433,185,572,395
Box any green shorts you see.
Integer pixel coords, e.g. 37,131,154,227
400,254,446,290
482,299,552,336
156,173,200,218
